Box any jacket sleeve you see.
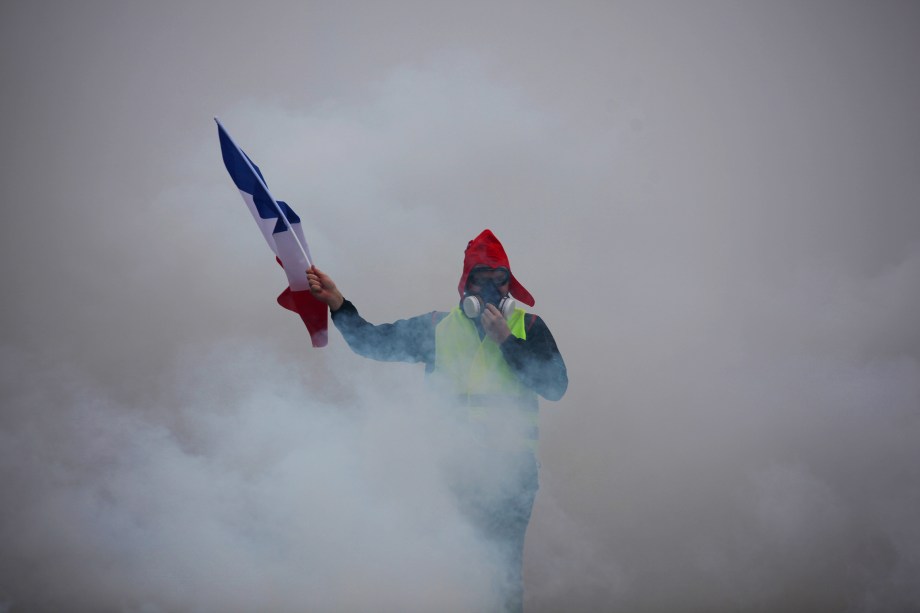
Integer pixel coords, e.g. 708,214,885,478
499,315,568,401
330,299,439,365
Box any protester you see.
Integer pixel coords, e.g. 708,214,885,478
307,229,567,612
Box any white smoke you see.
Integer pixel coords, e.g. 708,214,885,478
0,341,513,612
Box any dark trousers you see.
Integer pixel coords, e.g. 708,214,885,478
453,451,539,613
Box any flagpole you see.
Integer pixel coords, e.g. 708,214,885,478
214,117,313,269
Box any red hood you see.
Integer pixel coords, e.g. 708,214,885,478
457,229,535,307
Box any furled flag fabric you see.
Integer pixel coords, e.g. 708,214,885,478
216,118,328,347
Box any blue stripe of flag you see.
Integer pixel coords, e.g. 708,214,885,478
217,123,300,234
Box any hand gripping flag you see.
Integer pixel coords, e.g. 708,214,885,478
215,118,328,347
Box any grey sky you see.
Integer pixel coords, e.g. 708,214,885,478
2,2,919,611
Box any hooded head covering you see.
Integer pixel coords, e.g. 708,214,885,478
457,229,535,307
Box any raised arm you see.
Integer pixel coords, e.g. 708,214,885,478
308,267,440,364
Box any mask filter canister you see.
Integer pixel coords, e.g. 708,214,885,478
462,293,517,320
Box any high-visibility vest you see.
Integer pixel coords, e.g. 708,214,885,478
433,307,539,450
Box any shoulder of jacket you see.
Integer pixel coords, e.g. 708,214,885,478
525,312,541,333
431,310,450,326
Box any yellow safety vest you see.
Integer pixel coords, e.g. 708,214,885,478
433,307,539,450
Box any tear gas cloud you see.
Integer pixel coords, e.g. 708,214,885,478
2,2,920,611
0,342,513,612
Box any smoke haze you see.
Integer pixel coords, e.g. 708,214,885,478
2,1,919,611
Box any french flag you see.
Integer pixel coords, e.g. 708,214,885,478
216,118,328,347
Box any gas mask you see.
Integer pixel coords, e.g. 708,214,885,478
462,280,517,320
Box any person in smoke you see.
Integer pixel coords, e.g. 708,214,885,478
307,229,567,612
